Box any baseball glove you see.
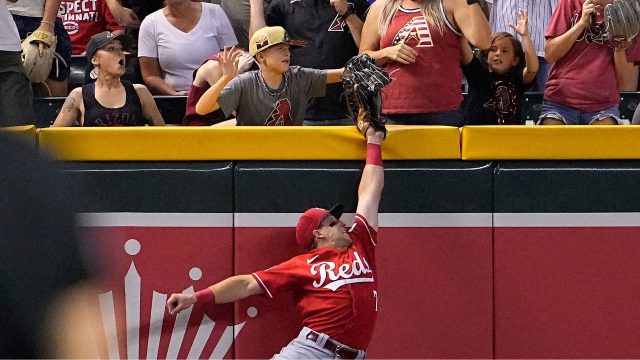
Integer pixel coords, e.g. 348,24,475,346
604,0,640,50
21,29,57,83
342,54,392,138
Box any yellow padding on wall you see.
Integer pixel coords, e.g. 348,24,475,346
38,126,460,161
1,125,37,148
462,125,640,160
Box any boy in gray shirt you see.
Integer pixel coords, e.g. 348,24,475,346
195,26,345,126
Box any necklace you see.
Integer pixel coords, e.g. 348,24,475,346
257,70,288,98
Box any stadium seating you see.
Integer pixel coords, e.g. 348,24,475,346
32,92,640,128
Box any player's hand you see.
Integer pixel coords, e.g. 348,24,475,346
330,0,349,15
219,46,243,80
166,293,197,316
384,43,418,64
508,9,530,37
366,127,386,144
579,0,597,27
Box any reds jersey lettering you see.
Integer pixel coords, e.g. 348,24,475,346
310,251,373,290
264,99,293,126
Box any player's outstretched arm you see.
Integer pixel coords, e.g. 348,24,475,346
166,274,263,316
355,128,385,231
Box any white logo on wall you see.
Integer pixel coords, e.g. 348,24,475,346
98,239,258,359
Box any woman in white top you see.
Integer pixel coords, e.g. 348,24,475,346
138,0,238,95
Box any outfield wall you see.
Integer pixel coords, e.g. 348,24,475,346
6,126,640,358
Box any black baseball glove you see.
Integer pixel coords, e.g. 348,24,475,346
604,0,640,49
342,54,392,138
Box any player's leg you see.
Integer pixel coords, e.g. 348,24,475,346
271,329,334,360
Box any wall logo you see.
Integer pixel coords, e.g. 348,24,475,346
98,238,257,359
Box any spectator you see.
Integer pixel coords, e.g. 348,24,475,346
539,0,640,125
196,27,344,126
461,10,538,125
183,50,256,126
138,0,237,95
53,32,165,126
0,0,35,126
360,0,492,126
485,0,557,92
249,0,369,126
60,0,125,55
8,0,72,96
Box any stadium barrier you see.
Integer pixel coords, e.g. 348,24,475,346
14,126,640,358
30,91,640,128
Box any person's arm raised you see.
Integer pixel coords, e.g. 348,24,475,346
545,0,596,63
355,128,386,231
196,47,242,115
450,0,492,50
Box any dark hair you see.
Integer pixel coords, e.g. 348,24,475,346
480,32,526,74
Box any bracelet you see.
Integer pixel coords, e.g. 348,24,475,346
339,6,355,20
40,20,54,26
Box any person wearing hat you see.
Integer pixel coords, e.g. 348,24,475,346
194,26,345,126
53,31,164,127
167,126,386,359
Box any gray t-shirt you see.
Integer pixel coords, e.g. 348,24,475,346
218,66,326,126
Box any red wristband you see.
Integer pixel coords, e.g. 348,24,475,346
366,143,383,166
194,288,216,304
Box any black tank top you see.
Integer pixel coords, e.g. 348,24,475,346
82,80,146,126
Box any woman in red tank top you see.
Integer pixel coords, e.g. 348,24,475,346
359,0,491,126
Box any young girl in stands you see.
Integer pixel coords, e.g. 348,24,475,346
461,9,538,125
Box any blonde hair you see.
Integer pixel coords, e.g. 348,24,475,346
378,0,445,37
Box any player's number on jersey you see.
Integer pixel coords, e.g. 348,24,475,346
373,290,378,312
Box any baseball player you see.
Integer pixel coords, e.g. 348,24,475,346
167,126,386,359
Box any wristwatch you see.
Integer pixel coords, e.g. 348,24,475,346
340,6,355,20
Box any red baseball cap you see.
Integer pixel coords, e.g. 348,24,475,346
295,203,344,249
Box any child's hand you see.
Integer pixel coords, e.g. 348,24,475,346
508,9,530,37
219,46,242,79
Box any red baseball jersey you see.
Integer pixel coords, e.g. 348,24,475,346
252,214,378,351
